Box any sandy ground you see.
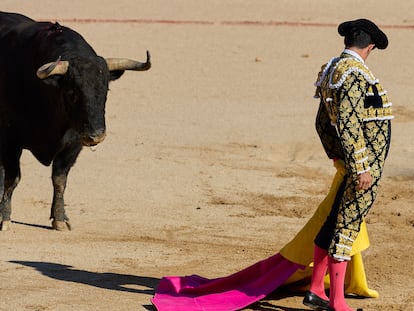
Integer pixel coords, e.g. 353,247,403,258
0,1,413,310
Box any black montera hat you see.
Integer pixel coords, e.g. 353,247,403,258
338,19,388,49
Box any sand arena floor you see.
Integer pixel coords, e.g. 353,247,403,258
0,1,413,310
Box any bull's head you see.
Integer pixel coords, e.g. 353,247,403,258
36,51,151,147
36,51,151,79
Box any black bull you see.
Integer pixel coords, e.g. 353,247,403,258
0,12,151,230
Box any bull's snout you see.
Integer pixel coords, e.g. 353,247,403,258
81,130,106,146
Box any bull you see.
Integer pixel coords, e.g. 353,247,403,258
0,11,151,230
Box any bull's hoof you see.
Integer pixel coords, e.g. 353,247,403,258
52,220,72,231
0,220,11,231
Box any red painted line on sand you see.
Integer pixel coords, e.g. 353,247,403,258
43,18,414,29
52,18,215,25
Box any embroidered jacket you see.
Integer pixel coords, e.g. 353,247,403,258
314,51,393,176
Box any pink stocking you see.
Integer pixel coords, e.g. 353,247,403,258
328,257,354,311
309,245,329,300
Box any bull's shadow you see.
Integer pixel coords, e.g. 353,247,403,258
9,260,159,295
11,220,53,230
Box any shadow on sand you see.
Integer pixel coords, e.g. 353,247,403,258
9,261,312,311
11,220,53,230
9,260,160,296
246,288,309,311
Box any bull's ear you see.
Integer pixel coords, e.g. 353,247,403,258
37,57,68,87
109,70,125,81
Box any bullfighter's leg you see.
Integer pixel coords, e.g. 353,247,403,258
51,144,82,231
0,149,22,231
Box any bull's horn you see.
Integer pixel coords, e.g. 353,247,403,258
37,56,69,79
105,50,151,71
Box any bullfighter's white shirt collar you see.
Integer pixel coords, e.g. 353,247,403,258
343,49,364,63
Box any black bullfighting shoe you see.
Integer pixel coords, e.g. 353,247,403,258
303,291,329,310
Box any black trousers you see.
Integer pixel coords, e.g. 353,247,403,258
314,174,348,250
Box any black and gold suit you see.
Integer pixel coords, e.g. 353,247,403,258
313,51,393,261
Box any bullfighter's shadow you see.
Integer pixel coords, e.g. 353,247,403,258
9,260,159,295
246,289,311,311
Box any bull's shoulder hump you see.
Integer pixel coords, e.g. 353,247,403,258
0,11,34,25
0,12,35,38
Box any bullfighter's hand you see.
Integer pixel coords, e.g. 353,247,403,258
357,171,373,190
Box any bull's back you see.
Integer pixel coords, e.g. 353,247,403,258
0,11,33,36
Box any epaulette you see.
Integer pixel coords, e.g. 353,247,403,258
314,57,339,88
329,58,378,89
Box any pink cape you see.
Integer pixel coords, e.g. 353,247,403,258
151,253,302,311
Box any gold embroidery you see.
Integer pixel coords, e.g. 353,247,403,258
315,53,393,260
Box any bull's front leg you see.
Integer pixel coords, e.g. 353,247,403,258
51,144,82,231
0,165,4,199
51,174,70,231
0,175,21,231
0,151,22,231
0,164,7,230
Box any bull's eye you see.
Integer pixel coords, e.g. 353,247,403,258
67,89,79,103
